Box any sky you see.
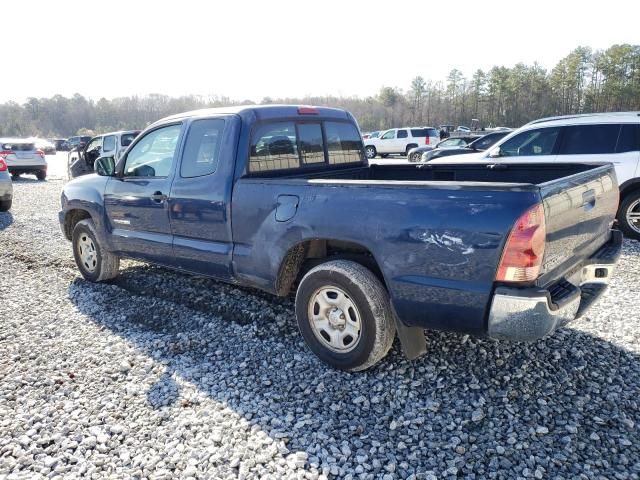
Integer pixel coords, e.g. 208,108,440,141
3,0,639,103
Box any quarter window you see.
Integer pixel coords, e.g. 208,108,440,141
410,128,427,137
616,124,640,153
181,119,224,178
499,127,560,157
124,124,181,177
559,124,620,155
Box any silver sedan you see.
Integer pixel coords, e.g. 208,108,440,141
0,159,13,211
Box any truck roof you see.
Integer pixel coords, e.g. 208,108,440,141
151,104,351,126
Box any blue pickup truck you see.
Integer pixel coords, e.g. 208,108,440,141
60,105,622,370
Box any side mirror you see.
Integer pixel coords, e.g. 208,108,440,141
95,156,115,176
488,147,502,158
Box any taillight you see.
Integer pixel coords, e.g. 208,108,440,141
496,203,546,282
0,159,6,171
36,149,45,159
298,106,319,115
0,150,13,159
425,136,430,145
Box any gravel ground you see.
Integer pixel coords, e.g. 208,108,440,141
0,169,639,479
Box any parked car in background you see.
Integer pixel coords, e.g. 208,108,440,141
60,105,622,370
456,126,471,133
0,157,12,211
421,131,512,162
0,139,47,180
68,130,140,179
30,138,56,155
53,138,69,151
66,136,92,152
431,112,640,239
363,130,380,140
364,127,439,158
407,135,479,162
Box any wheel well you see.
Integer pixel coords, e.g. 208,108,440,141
63,209,91,240
406,143,418,151
275,239,384,296
620,181,640,201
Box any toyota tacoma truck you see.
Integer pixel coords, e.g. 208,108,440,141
59,105,622,371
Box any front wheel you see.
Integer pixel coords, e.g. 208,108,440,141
365,146,377,159
72,219,120,282
0,199,11,212
618,191,640,240
295,260,395,371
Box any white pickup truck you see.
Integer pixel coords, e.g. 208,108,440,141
364,127,439,159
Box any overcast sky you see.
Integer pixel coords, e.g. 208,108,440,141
4,0,639,103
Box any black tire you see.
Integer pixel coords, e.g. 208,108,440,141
617,190,640,241
11,173,20,180
36,170,46,181
410,152,423,162
295,260,395,371
72,219,120,282
380,154,389,158
0,199,11,212
405,144,417,156
365,146,377,159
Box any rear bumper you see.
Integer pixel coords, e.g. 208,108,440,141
487,229,623,341
8,164,47,173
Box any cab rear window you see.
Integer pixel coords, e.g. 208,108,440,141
249,121,364,173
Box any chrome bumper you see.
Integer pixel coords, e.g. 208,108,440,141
487,230,623,341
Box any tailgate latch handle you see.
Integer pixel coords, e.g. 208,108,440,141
582,189,596,211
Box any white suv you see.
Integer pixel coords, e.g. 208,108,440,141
364,127,439,159
434,112,640,239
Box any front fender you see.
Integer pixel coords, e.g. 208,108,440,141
60,175,111,246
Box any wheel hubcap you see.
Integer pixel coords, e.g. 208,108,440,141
77,234,98,273
366,148,374,158
308,286,362,353
627,199,640,234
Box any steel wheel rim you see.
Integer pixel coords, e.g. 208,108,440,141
308,286,362,353
627,199,640,234
77,233,98,273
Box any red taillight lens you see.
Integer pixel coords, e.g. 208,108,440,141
298,106,319,115
0,159,6,171
496,203,546,282
425,136,430,145
0,150,13,159
36,149,45,158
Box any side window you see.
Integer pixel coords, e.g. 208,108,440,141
499,127,560,157
85,137,102,153
410,128,427,137
249,122,298,172
298,123,325,165
397,129,408,139
325,121,364,165
181,119,224,178
124,124,182,177
102,135,116,152
559,124,620,155
381,130,395,140
616,124,640,153
121,133,138,147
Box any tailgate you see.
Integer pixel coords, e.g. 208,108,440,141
536,164,618,288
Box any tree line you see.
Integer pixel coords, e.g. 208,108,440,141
1,43,639,138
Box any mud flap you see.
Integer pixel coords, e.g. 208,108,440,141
393,314,427,360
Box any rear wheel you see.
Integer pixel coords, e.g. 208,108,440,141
295,260,395,371
11,173,20,180
0,199,11,212
618,191,640,240
36,170,46,181
72,219,120,282
365,146,377,159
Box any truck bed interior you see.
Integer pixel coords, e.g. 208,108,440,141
279,162,604,186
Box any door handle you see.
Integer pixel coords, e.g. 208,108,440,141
150,191,167,203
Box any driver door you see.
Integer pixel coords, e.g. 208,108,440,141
378,129,396,153
104,123,183,265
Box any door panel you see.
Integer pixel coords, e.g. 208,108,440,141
169,117,237,279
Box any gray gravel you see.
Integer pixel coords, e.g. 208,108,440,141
1,174,639,479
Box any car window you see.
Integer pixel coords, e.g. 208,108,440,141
249,122,299,172
471,133,505,150
381,130,395,140
439,138,465,147
124,124,182,177
499,127,560,157
559,124,620,155
121,133,138,147
181,119,224,178
616,124,640,153
410,128,427,137
85,137,102,153
102,135,116,152
298,123,325,165
397,130,408,139
1,142,35,151
325,121,364,165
